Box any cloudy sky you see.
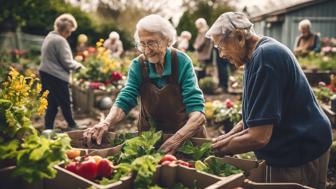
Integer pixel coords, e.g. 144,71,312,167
65,0,309,23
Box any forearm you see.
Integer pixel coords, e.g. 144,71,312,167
175,111,206,141
218,129,262,155
102,106,126,129
217,124,272,155
230,120,244,134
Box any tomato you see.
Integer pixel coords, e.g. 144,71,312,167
178,160,191,168
161,160,172,166
159,154,177,164
65,161,78,174
66,149,81,159
90,155,103,165
77,159,98,180
97,159,114,178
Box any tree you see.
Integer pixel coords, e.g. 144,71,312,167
176,0,235,48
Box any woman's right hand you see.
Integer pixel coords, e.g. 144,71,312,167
83,122,109,146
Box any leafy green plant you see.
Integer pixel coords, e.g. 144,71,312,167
195,158,242,177
132,154,162,189
177,140,213,161
298,52,336,71
199,77,217,94
115,130,163,163
13,134,71,183
314,84,334,103
0,68,71,183
214,103,242,125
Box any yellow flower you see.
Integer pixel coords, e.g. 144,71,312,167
9,67,19,79
96,41,103,47
37,91,49,116
36,83,42,93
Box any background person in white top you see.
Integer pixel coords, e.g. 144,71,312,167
103,31,124,58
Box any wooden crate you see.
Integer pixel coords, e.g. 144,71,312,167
71,84,119,116
303,70,336,86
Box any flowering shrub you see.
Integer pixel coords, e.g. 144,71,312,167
314,81,335,103
74,39,130,91
299,37,336,71
0,68,71,183
205,99,242,125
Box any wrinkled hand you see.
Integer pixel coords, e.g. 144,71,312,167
83,122,109,146
211,134,232,156
159,134,184,154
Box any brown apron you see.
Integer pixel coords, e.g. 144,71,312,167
137,49,207,137
297,34,316,51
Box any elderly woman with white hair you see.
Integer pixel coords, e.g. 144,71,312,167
207,12,331,188
103,31,124,58
39,13,85,130
193,18,214,78
84,14,206,153
177,31,192,52
294,19,321,56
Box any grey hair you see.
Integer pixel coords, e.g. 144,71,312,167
206,12,255,40
54,13,78,33
298,19,312,30
134,14,176,46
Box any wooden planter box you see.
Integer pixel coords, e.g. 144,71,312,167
0,166,44,189
71,84,119,116
222,178,314,189
303,70,336,86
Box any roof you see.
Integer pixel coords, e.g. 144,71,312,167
243,0,329,21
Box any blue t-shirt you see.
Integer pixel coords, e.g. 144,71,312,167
243,36,332,167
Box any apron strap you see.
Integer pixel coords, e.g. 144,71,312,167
139,54,151,83
169,48,179,84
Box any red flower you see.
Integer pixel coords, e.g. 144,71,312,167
225,99,234,109
111,72,123,81
326,84,336,93
89,82,103,89
12,49,27,56
87,47,96,54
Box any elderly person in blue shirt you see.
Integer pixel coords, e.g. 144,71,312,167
84,14,206,154
207,12,332,189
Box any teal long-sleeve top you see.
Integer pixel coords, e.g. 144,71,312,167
114,48,205,114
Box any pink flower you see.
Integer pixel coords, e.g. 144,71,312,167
225,99,234,109
332,47,336,53
319,81,326,87
322,46,332,53
89,82,103,89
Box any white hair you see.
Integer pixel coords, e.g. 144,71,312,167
134,14,177,46
298,19,312,30
195,18,208,27
181,31,192,40
109,31,120,40
54,13,77,33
